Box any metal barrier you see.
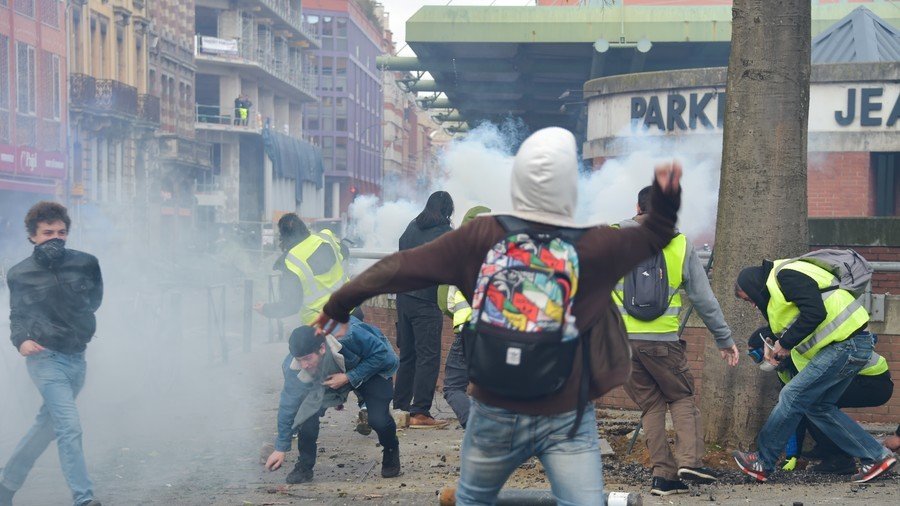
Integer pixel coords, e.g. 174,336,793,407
207,284,228,364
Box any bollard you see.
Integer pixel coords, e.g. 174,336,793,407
243,279,253,353
438,487,641,505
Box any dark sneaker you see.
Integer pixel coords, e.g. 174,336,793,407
851,454,897,483
733,451,768,482
802,445,830,460
811,456,857,475
381,447,401,478
678,466,718,484
356,407,372,436
286,464,314,484
0,484,14,506
650,477,689,496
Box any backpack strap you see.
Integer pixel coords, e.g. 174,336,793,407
495,215,587,245
568,334,591,439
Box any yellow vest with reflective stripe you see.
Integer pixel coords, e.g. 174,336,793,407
283,229,349,325
766,259,869,373
447,286,472,331
778,352,887,384
612,233,687,334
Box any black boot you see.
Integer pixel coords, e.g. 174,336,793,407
0,484,14,506
381,447,400,478
286,463,314,484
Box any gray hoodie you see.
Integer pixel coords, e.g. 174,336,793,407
618,218,734,349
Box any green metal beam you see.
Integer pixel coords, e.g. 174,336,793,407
379,55,586,75
405,5,900,45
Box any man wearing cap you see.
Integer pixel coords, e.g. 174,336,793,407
264,317,400,483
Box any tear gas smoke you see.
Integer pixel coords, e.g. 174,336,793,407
0,210,285,503
348,122,723,256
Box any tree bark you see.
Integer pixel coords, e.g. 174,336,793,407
701,0,811,446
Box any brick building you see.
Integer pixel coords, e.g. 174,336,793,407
0,0,68,253
145,0,212,247
583,6,900,219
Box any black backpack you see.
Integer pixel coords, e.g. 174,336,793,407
621,251,675,321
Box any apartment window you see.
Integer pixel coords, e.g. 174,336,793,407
322,16,333,37
0,35,8,143
14,0,34,18
16,42,36,114
0,36,8,111
336,17,347,37
872,153,900,216
40,0,59,27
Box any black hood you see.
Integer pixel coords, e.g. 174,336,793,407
737,260,774,313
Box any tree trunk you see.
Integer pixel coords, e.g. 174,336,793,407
701,0,811,446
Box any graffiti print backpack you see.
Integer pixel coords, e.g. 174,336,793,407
463,216,586,400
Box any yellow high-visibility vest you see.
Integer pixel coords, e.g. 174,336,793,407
766,259,870,373
447,286,472,332
612,233,687,334
283,229,349,325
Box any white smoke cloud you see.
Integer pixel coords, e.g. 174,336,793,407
350,122,723,255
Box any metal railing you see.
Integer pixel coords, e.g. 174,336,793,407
194,103,261,130
256,0,321,47
70,74,146,118
195,35,317,99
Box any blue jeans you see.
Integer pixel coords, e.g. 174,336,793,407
456,400,604,506
757,333,889,471
0,351,93,505
442,334,470,428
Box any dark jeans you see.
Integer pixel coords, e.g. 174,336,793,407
797,371,894,460
394,294,443,417
442,333,470,427
296,375,398,470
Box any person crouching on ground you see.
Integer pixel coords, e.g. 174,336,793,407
264,318,400,483
733,261,896,483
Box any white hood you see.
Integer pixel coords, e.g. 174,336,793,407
507,127,580,228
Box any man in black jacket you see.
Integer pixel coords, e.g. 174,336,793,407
395,191,453,428
0,202,103,506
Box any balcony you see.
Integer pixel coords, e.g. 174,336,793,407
255,0,321,48
194,36,317,101
70,74,151,121
138,94,161,125
158,135,212,169
195,103,262,134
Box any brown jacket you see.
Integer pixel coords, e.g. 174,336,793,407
323,181,680,415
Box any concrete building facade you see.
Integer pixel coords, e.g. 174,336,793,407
194,0,322,228
66,0,160,222
0,0,69,234
302,0,384,218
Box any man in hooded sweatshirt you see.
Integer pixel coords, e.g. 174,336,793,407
614,186,739,496
394,191,454,428
1,202,103,506
733,260,897,484
314,127,683,505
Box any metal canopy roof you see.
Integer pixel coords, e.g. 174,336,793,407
812,6,900,64
387,4,900,137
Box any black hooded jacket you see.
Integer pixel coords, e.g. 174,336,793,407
397,220,452,302
738,260,833,350
7,248,103,354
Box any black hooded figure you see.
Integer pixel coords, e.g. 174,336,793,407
393,191,454,427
